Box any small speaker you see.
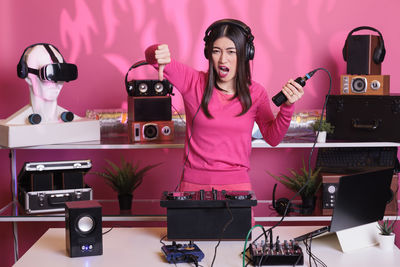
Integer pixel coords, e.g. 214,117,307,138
346,35,382,75
65,200,103,257
126,79,173,96
341,74,390,95
128,120,174,142
128,96,172,122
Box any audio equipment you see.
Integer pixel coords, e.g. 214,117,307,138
321,173,398,216
342,26,386,75
203,18,255,61
128,120,174,142
162,242,205,264
127,96,172,122
250,239,304,266
340,74,390,95
17,43,78,82
272,70,317,107
125,60,173,96
160,189,257,240
18,160,93,214
272,184,313,216
326,95,400,142
65,200,103,257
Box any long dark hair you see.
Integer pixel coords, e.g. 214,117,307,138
201,23,253,118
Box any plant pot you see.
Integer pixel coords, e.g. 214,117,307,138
377,233,396,250
300,196,316,215
316,131,327,143
118,194,133,210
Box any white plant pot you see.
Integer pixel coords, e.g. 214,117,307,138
377,233,395,250
316,131,327,143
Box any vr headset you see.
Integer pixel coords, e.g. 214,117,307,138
17,43,78,82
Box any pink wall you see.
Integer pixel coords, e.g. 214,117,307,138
1,0,400,266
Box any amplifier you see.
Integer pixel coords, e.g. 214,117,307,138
322,173,398,216
326,95,400,142
340,75,390,95
160,190,257,240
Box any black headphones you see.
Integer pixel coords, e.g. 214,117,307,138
17,43,64,79
272,184,303,216
342,26,386,64
203,18,255,61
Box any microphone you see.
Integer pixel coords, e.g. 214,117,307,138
272,70,317,107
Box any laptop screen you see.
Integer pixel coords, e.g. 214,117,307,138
330,168,394,232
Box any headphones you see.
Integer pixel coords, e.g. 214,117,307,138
342,26,386,64
203,18,255,61
272,184,304,216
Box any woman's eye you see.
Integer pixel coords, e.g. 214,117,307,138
212,50,220,54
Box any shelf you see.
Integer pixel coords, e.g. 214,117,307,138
1,132,399,150
1,199,398,223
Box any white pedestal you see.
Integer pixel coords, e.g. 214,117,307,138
335,222,379,252
0,105,100,148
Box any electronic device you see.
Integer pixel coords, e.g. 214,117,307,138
161,242,204,264
203,18,255,61
128,120,174,142
17,160,93,214
294,168,394,241
272,69,317,107
272,184,314,216
322,173,398,216
160,189,257,240
315,147,399,174
127,95,172,122
342,26,386,75
125,60,173,96
17,43,78,82
65,200,103,257
340,74,390,95
249,239,304,266
326,95,400,142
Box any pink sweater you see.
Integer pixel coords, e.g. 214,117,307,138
145,45,294,185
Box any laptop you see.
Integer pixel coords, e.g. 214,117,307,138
294,168,394,241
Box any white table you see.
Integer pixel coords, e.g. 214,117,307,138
13,226,400,267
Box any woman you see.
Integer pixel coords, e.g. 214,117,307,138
145,19,304,192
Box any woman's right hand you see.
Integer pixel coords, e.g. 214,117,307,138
155,44,171,81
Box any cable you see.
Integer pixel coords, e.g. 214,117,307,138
102,227,114,235
210,200,234,267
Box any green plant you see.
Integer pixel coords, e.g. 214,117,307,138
96,158,161,195
378,219,396,235
312,119,334,134
267,159,322,199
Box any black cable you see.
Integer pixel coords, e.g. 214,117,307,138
210,200,234,267
159,234,167,246
102,227,113,235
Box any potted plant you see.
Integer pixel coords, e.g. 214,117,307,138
96,158,161,210
312,119,334,143
377,218,396,250
267,160,322,215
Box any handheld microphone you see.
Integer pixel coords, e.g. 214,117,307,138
272,70,317,107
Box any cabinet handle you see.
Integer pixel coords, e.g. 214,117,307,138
351,119,381,130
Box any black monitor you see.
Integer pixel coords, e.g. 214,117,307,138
330,168,394,232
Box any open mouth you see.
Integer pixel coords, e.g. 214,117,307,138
218,66,229,78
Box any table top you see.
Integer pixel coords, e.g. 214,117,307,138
13,226,400,267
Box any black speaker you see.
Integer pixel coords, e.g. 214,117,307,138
127,95,172,122
65,200,103,257
342,26,386,75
